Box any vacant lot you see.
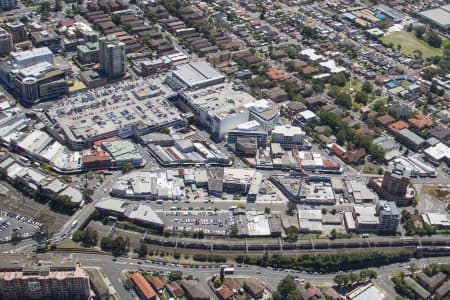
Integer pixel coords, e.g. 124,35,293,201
423,185,450,203
0,182,69,233
381,31,443,58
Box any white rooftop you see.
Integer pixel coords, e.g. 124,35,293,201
298,110,318,120
272,125,305,137
127,204,164,226
319,60,346,73
11,47,52,61
301,48,324,61
354,206,379,225
298,209,322,221
18,62,55,78
422,212,450,227
236,120,261,131
424,143,450,161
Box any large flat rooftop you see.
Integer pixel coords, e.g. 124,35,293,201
172,61,225,89
420,6,450,27
46,77,184,144
182,83,256,120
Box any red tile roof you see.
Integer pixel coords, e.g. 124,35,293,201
93,136,121,147
149,276,165,291
266,67,290,81
408,114,433,130
82,150,111,163
331,143,346,158
389,120,409,134
131,273,156,300
167,282,185,298
224,279,241,292
216,285,234,300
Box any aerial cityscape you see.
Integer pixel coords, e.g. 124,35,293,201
0,0,448,299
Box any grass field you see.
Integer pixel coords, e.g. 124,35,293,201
441,38,450,48
354,159,383,175
381,31,443,58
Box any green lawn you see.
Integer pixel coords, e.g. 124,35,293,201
381,31,443,58
354,159,383,175
441,38,450,48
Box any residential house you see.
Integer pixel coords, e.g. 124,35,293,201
377,114,396,127
262,86,288,103
148,276,165,293
181,280,210,300
408,114,433,131
167,282,185,299
244,278,264,299
266,67,290,81
216,286,234,300
389,120,409,135
299,286,323,300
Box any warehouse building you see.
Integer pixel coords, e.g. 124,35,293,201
419,5,450,30
298,209,323,233
172,61,225,89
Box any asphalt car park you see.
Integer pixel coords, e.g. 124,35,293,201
160,210,231,236
0,210,41,242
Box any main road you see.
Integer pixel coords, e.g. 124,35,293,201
76,253,450,300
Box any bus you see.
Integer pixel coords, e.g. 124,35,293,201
223,267,234,274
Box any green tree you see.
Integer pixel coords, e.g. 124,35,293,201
20,16,29,24
335,92,352,109
330,228,337,240
159,127,170,134
80,227,98,247
329,72,346,87
112,14,121,25
413,49,423,60
427,32,442,48
122,23,132,33
287,289,301,300
355,91,369,105
287,202,297,215
277,275,297,299
122,162,135,173
137,243,148,258
220,267,225,282
362,81,374,93
414,26,426,38
213,277,222,288
285,226,299,242
168,270,182,281
11,231,21,244
336,129,347,145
